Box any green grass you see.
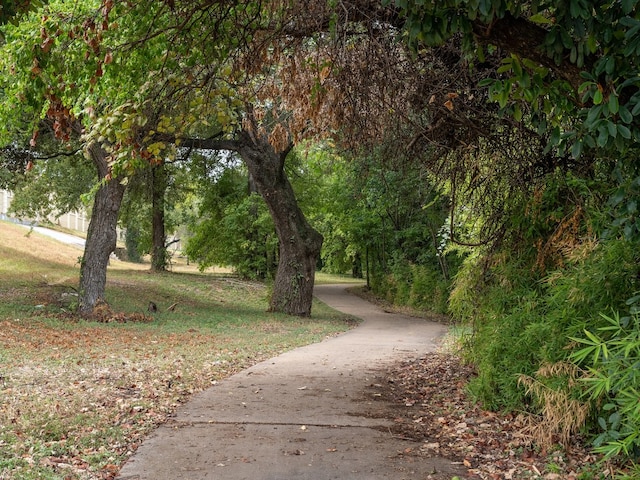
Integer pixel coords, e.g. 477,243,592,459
0,221,357,479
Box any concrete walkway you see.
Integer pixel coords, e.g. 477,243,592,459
116,284,466,480
16,223,86,249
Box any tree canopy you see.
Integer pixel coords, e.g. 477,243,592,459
388,0,640,235
0,0,46,25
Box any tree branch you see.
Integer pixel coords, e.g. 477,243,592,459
0,145,82,163
34,148,83,160
177,137,241,151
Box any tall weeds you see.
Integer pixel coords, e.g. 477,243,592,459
518,362,590,449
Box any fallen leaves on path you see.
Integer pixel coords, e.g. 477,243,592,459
370,352,615,479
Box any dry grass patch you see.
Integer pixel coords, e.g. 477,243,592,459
0,320,252,479
0,223,82,269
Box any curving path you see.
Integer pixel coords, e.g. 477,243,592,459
116,284,466,480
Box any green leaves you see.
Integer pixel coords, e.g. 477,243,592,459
621,0,638,14
0,0,46,25
398,0,640,163
570,309,640,459
606,167,640,242
570,325,609,365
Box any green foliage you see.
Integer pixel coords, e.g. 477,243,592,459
0,1,46,26
461,253,549,410
546,238,640,335
319,145,456,304
286,145,364,276
570,306,640,459
387,0,640,159
448,249,484,321
292,142,453,301
116,159,194,268
7,152,95,220
372,259,453,314
122,204,152,256
0,0,100,140
125,225,143,263
461,234,640,414
218,194,277,280
449,165,640,414
606,161,640,243
186,167,278,280
0,0,233,175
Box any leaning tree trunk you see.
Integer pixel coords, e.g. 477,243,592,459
78,143,126,315
150,162,167,272
236,131,323,317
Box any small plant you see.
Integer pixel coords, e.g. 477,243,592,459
570,303,640,459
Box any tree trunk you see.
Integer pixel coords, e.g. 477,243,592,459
78,143,126,315
151,162,167,272
177,125,323,316
236,131,323,317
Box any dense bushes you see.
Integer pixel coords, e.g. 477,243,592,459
449,181,640,457
369,258,457,314
450,246,547,410
419,162,640,467
454,238,639,411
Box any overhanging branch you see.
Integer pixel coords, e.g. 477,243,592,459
34,148,83,160
176,137,241,151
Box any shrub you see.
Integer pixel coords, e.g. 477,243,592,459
465,290,551,411
369,258,452,314
408,264,450,314
570,306,640,460
448,249,484,322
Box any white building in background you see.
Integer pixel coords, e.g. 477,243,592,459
0,188,90,234
0,189,12,219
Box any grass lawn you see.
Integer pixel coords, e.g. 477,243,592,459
0,221,358,479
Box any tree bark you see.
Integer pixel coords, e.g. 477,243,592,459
235,131,323,317
151,162,167,272
78,143,126,315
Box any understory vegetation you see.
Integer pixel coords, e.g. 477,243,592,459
311,144,640,471
362,166,640,471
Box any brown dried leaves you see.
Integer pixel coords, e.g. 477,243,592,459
371,352,607,479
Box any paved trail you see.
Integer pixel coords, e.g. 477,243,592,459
117,284,466,480
17,224,86,248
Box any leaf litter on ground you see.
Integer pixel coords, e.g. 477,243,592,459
368,352,621,480
1,320,250,479
0,287,355,479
